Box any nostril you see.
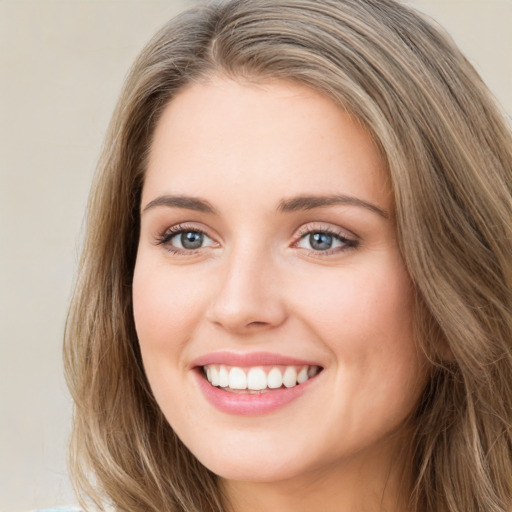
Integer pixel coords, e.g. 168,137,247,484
246,321,268,327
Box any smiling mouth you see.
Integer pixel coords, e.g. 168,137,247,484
201,364,322,393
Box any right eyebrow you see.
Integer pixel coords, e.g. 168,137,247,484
141,194,217,214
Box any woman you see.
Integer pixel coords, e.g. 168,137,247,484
63,0,512,511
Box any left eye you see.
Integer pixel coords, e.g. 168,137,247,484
168,230,214,250
296,231,352,251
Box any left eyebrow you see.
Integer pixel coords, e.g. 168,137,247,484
277,194,390,219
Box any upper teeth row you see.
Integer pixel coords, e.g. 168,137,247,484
203,364,320,391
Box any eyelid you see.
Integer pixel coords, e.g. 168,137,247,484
294,222,357,241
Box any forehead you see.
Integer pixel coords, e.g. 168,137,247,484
143,77,391,212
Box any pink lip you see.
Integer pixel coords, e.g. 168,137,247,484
190,351,323,416
193,369,318,416
191,351,320,368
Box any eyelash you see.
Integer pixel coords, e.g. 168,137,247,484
293,224,359,256
155,223,215,255
155,223,359,256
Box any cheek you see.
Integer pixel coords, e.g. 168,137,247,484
132,254,205,350
293,253,423,408
294,256,424,445
294,255,415,350
132,254,202,414
132,262,203,416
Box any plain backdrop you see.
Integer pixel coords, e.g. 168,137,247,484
1,1,510,511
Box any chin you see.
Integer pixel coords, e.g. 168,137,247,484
202,455,310,483
180,427,333,484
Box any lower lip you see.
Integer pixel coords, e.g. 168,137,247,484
193,370,317,416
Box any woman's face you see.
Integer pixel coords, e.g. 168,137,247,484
133,78,427,485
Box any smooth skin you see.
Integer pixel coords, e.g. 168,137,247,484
133,77,428,512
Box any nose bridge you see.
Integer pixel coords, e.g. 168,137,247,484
207,239,286,332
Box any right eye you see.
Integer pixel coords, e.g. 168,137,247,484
156,225,217,254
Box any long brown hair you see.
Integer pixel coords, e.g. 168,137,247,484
64,1,512,511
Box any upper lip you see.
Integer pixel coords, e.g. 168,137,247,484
191,351,322,368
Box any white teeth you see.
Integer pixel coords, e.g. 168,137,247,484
267,367,283,389
297,366,309,384
283,366,297,388
210,366,220,386
228,367,247,389
219,365,229,387
308,366,320,378
203,364,321,391
247,368,267,390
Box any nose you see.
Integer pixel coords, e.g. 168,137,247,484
206,247,287,334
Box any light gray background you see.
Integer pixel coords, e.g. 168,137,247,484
1,1,510,511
